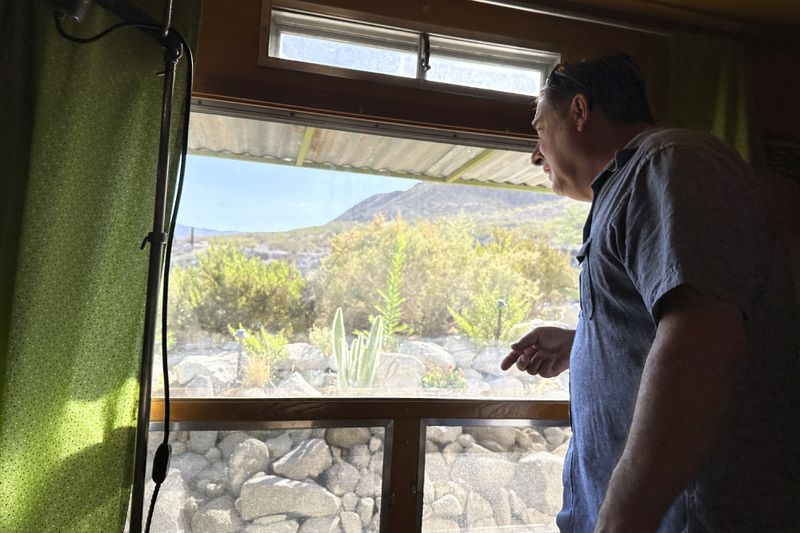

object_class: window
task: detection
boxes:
[266,8,559,96]
[156,110,587,402]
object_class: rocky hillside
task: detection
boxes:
[334,181,561,223]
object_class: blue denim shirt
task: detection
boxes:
[557,128,800,532]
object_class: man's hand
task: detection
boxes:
[500,327,575,377]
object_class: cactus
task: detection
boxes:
[332,308,384,389]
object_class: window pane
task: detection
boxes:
[278,32,418,78]
[427,55,542,96]
[137,427,385,532]
[421,424,570,532]
[157,116,587,400]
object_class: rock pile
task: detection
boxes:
[145,425,569,532]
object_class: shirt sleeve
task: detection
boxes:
[619,141,762,320]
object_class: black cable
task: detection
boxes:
[143,482,161,532]
[53,11,152,43]
[146,29,193,533]
[51,10,194,532]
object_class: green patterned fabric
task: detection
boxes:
[0,2,199,531]
[668,32,755,161]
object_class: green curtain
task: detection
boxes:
[0,1,199,531]
[667,32,755,161]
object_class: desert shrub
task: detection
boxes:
[421,367,466,389]
[230,325,289,386]
[374,233,412,349]
[448,249,536,345]
[170,244,311,336]
[307,324,332,357]
[315,215,474,336]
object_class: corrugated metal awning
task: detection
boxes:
[188,113,551,192]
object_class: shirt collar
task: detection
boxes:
[589,127,653,196]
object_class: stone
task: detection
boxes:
[441,336,479,367]
[455,434,475,448]
[325,428,371,448]
[487,375,525,395]
[274,372,323,397]
[515,430,547,452]
[510,452,564,514]
[190,496,244,533]
[321,461,360,496]
[426,426,462,446]
[450,454,515,499]
[543,427,569,448]
[197,462,229,497]
[218,432,250,461]
[368,436,382,452]
[425,441,438,453]
[299,516,341,533]
[508,489,527,518]
[465,490,495,528]
[479,440,505,453]
[254,515,289,524]
[346,444,370,469]
[277,343,329,371]
[431,494,463,518]
[171,452,210,483]
[342,492,358,511]
[171,441,187,456]
[374,353,425,390]
[174,352,237,386]
[243,520,300,533]
[287,429,314,445]
[553,442,569,457]
[487,488,512,527]
[355,470,381,497]
[236,474,341,520]
[273,439,333,480]
[422,518,460,532]
[396,340,455,369]
[188,431,218,455]
[339,511,361,533]
[185,375,215,397]
[229,438,270,494]
[442,443,463,464]
[466,426,518,449]
[356,497,374,524]
[368,451,384,473]
[435,480,467,507]
[266,433,294,459]
[205,447,222,464]
[471,346,508,377]
[423,454,450,485]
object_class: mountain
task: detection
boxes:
[173,224,238,239]
[334,181,562,223]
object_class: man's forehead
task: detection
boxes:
[531,93,548,126]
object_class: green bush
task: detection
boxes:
[315,215,474,336]
[315,216,576,340]
[170,244,311,336]
[421,367,466,389]
[332,308,383,389]
[229,325,289,386]
[374,233,412,349]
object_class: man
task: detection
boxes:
[501,54,800,532]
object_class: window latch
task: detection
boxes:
[419,33,431,74]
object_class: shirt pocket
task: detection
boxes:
[577,237,594,320]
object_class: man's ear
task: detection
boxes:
[570,94,591,132]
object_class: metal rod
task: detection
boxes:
[129,43,182,533]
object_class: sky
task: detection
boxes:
[177,155,419,233]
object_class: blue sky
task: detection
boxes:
[177,155,419,232]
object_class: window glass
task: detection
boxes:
[278,32,418,78]
[138,427,385,532]
[155,116,588,400]
[421,424,570,532]
[426,55,543,96]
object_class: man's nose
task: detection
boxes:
[531,142,544,166]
